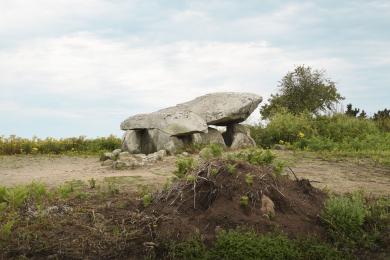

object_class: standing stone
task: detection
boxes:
[122,130,141,153]
[192,127,226,147]
[223,124,256,149]
[230,132,256,149]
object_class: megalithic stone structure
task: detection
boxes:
[120,92,262,154]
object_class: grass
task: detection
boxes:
[321,191,390,250]
[0,135,121,155]
[169,230,346,260]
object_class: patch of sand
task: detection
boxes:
[0,155,176,188]
[1,152,389,196]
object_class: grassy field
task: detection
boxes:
[251,112,390,165]
[0,147,389,259]
[1,113,390,258]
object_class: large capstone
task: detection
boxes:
[177,92,262,125]
[120,109,208,136]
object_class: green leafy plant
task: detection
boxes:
[142,194,153,207]
[233,148,275,166]
[321,192,367,245]
[240,195,249,208]
[245,174,254,186]
[185,175,196,183]
[88,178,96,189]
[272,160,285,176]
[210,167,219,176]
[226,163,236,174]
[174,157,194,178]
[168,236,207,259]
[0,219,16,239]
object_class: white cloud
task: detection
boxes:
[0,32,354,134]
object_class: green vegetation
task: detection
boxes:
[260,65,344,119]
[169,230,345,260]
[231,148,276,165]
[321,192,390,250]
[239,195,249,207]
[322,192,366,245]
[0,135,121,155]
[199,143,224,160]
[173,157,195,178]
[142,194,153,207]
[251,111,390,165]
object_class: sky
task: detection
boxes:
[0,0,389,138]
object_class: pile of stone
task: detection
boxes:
[101,149,167,169]
[121,92,262,155]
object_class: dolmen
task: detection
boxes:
[120,92,262,155]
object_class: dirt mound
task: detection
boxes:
[1,158,329,259]
[143,159,327,242]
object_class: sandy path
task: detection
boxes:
[1,153,389,196]
[0,155,176,188]
[289,157,390,196]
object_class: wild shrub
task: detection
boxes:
[321,192,367,244]
[313,114,380,142]
[168,236,207,260]
[226,163,237,174]
[199,143,224,160]
[174,157,194,178]
[142,194,153,207]
[233,148,275,166]
[251,111,314,148]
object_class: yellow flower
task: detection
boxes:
[298,132,305,138]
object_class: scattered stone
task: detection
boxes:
[118,151,131,160]
[113,160,128,170]
[101,159,114,167]
[274,144,287,150]
[112,149,122,156]
[100,152,114,161]
[260,195,275,218]
[133,153,147,160]
[182,152,189,157]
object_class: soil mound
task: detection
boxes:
[143,159,327,242]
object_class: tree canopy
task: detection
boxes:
[260,65,344,119]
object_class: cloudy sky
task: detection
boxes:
[0,0,389,138]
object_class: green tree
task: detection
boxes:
[345,103,360,117]
[373,108,390,131]
[260,65,344,119]
[358,110,367,119]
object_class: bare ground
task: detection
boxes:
[0,155,176,188]
[0,151,389,195]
